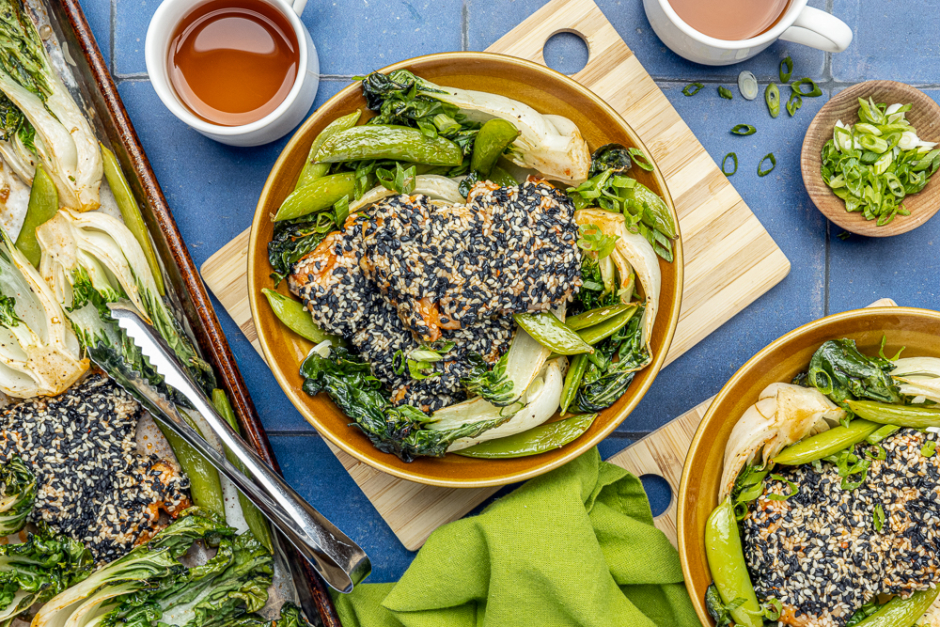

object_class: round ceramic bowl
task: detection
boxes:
[248,51,684,488]
[677,306,940,624]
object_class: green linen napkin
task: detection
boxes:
[331,448,698,627]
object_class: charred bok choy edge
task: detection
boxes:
[0,0,103,212]
[707,337,940,626]
[32,509,312,627]
[36,208,217,396]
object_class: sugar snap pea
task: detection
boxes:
[705,499,763,627]
[15,165,58,267]
[156,416,225,518]
[847,400,940,429]
[577,307,638,346]
[315,125,464,166]
[296,110,361,190]
[513,312,593,355]
[273,172,357,221]
[487,165,518,187]
[566,303,633,331]
[262,289,343,346]
[471,119,519,175]
[853,588,939,627]
[560,354,589,414]
[455,413,597,459]
[101,146,165,295]
[774,420,880,465]
[212,389,273,552]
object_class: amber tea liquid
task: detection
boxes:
[668,0,791,41]
[168,0,299,127]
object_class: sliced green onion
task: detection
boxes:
[682,82,704,96]
[873,503,885,531]
[787,92,803,116]
[779,56,793,82]
[791,78,822,97]
[766,474,798,500]
[718,86,733,100]
[722,153,738,176]
[765,83,780,118]
[627,147,655,171]
[758,153,777,177]
[865,444,886,460]
[738,70,758,100]
[731,124,756,136]
[837,231,851,240]
[922,440,937,458]
[763,598,783,622]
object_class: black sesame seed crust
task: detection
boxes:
[360,181,582,342]
[288,181,579,413]
[743,429,940,626]
[0,373,190,564]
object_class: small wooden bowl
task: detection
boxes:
[801,81,940,237]
[677,307,940,625]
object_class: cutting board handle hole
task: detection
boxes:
[639,474,672,518]
[542,30,590,75]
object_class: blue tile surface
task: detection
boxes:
[78,0,111,67]
[831,0,940,84]
[115,0,465,77]
[77,0,939,587]
[468,0,830,80]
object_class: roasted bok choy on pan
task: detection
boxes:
[0,0,310,624]
[705,338,940,627]
[264,69,678,461]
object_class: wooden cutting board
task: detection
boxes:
[201,0,791,550]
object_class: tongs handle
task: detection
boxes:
[108,306,370,593]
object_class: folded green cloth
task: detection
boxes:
[332,448,698,627]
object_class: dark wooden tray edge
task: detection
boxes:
[50,2,341,625]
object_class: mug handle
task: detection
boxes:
[778,6,853,53]
[290,0,308,15]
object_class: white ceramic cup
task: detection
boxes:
[145,0,319,147]
[642,0,853,66]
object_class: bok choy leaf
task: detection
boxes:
[36,209,216,394]
[32,510,286,627]
[360,70,591,184]
[0,0,102,211]
[301,346,510,461]
[0,225,87,398]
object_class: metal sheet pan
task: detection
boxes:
[41,1,342,624]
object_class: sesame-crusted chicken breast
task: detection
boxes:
[0,372,190,564]
[288,180,578,412]
[288,215,513,413]
[743,429,940,627]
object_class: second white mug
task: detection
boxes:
[642,0,852,66]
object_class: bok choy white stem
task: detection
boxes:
[0,0,102,211]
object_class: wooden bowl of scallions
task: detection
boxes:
[801,80,940,237]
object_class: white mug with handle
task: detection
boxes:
[146,0,319,147]
[643,0,852,66]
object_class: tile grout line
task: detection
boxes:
[461,0,469,51]
[109,0,115,77]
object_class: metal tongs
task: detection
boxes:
[91,302,370,593]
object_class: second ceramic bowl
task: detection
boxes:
[677,306,940,624]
